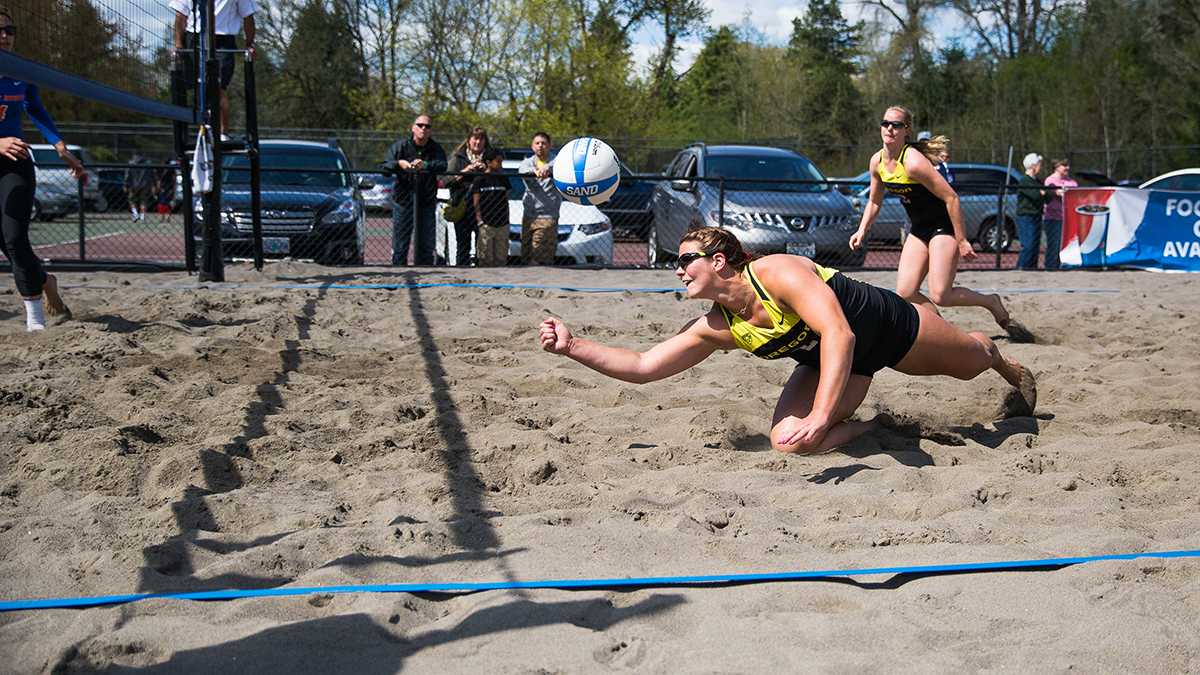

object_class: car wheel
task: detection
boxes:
[976,217,1014,252]
[93,194,109,213]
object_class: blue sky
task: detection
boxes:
[630,0,969,74]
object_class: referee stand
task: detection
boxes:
[172,0,262,281]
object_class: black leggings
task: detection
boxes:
[0,157,47,297]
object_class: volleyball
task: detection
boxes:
[552,137,620,205]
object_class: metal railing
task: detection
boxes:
[9,165,1073,272]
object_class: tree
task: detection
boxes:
[949,0,1082,60]
[263,0,368,128]
[787,0,867,147]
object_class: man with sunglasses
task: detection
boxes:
[539,226,1036,455]
[383,114,447,265]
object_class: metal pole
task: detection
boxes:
[198,0,224,282]
[719,177,725,229]
[244,51,263,272]
[996,145,1013,270]
[170,62,195,273]
[77,176,86,261]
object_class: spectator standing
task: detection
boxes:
[518,132,562,265]
[918,131,953,184]
[384,114,447,266]
[170,0,257,140]
[471,148,509,267]
[1016,153,1053,270]
[445,127,491,266]
[124,153,155,222]
[1041,159,1076,271]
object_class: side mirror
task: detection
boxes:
[670,179,694,192]
[851,197,862,210]
[358,177,375,190]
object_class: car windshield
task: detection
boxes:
[706,155,828,192]
[224,148,349,188]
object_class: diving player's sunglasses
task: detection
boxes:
[0,26,16,37]
[879,120,907,130]
[675,250,710,270]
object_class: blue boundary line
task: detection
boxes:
[2,548,1196,612]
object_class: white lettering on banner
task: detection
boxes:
[1194,220,1200,238]
[1163,241,1200,257]
[1166,198,1200,217]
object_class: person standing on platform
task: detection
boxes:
[171,0,257,140]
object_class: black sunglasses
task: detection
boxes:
[0,26,16,37]
[675,250,710,270]
[879,120,907,130]
[414,122,431,129]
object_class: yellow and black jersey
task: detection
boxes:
[718,261,922,376]
[718,261,837,361]
[877,144,953,233]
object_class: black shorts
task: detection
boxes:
[794,273,920,376]
[907,220,955,244]
[179,33,239,90]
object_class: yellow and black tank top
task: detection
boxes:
[877,145,952,230]
[718,261,838,361]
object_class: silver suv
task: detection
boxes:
[649,144,861,266]
[30,144,106,212]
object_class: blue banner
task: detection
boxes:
[1062,187,1200,271]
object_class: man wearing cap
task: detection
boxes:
[1015,153,1053,270]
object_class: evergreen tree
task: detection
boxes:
[262,0,368,128]
[787,0,867,147]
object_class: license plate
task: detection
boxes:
[787,242,816,257]
[264,237,290,254]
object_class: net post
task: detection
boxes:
[171,63,197,273]
[198,0,225,282]
[245,52,263,272]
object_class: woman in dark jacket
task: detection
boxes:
[445,127,492,266]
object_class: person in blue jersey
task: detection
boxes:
[850,106,1032,343]
[0,7,81,331]
[539,227,1036,455]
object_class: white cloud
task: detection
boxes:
[631,0,970,73]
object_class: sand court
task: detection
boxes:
[0,263,1198,671]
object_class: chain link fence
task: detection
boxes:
[7,158,1112,273]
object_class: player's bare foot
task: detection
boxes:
[43,274,71,321]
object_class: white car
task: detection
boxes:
[29,144,106,212]
[436,159,613,265]
[1139,168,1200,191]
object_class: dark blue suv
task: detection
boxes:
[649,144,861,267]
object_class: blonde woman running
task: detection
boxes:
[849,106,1031,341]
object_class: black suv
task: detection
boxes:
[197,140,369,264]
[649,144,861,266]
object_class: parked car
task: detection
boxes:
[194,140,370,265]
[436,159,614,265]
[29,144,107,212]
[849,162,1022,251]
[31,182,78,221]
[601,161,657,240]
[1139,168,1200,191]
[357,172,393,211]
[649,143,861,267]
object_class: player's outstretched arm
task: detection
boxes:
[540,317,718,384]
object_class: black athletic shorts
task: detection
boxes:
[794,272,921,376]
[907,220,955,244]
[179,33,239,90]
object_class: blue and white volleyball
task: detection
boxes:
[552,137,620,205]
